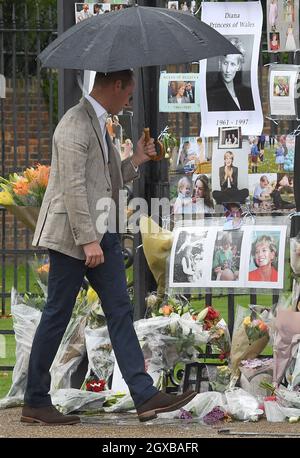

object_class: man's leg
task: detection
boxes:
[24,249,86,408]
[86,233,158,408]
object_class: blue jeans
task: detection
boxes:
[24,233,158,408]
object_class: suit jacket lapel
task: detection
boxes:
[82,98,108,164]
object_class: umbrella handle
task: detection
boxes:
[144,127,165,162]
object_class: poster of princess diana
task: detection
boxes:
[199,1,263,137]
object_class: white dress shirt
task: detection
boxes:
[85,94,108,162]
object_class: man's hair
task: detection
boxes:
[94,70,134,89]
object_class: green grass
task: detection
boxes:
[248,145,277,174]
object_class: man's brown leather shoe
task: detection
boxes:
[136,390,197,422]
[21,405,81,425]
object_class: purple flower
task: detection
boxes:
[179,408,193,420]
[203,406,225,425]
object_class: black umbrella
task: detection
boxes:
[38,6,240,72]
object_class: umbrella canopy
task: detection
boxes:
[38,6,240,72]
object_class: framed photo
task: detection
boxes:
[159,72,200,113]
[218,127,242,149]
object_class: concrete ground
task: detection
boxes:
[1,408,300,438]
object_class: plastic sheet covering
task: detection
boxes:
[50,290,92,390]
[185,392,226,419]
[275,386,300,409]
[84,325,115,388]
[0,288,42,408]
[134,314,209,370]
[225,388,263,421]
[51,388,110,415]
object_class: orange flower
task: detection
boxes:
[13,177,29,195]
[161,305,173,316]
[24,167,39,182]
[36,164,50,187]
[37,263,50,274]
[27,164,50,189]
[258,321,268,332]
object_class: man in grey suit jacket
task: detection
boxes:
[21,70,195,425]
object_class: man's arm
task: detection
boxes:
[121,132,157,183]
[56,118,97,247]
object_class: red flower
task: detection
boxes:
[86,378,106,392]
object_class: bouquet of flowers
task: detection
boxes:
[230,305,270,377]
[0,164,50,206]
[50,287,98,390]
[243,316,269,343]
[0,288,44,408]
[196,306,231,360]
[209,365,232,393]
[0,164,50,230]
[83,325,115,392]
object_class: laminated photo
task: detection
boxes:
[211,139,249,206]
[269,66,299,117]
[169,227,214,287]
[248,134,296,174]
[159,73,200,113]
[176,136,206,173]
[267,0,299,52]
[167,1,179,9]
[199,1,263,136]
[248,173,295,213]
[169,224,287,290]
[169,173,215,216]
[245,226,287,289]
[211,230,244,286]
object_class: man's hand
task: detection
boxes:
[132,132,157,166]
[82,241,104,268]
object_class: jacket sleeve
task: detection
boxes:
[56,116,98,246]
[121,157,140,184]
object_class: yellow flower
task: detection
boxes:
[0,190,14,205]
[243,316,251,326]
[86,287,98,305]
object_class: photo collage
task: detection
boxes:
[165,2,297,219]
[169,225,287,290]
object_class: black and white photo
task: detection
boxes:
[199,1,263,137]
